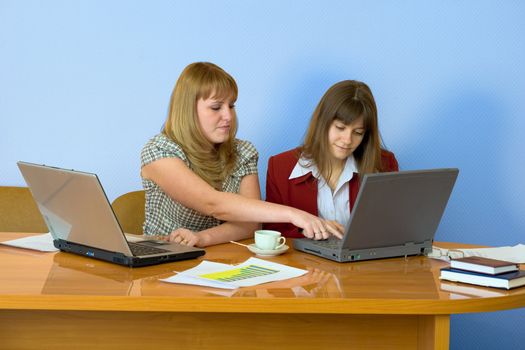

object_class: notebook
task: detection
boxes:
[293,168,459,262]
[17,161,205,267]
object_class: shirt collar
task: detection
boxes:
[289,155,358,182]
[338,155,358,185]
[289,157,319,180]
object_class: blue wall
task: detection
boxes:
[1,1,524,348]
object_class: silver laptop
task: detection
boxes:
[293,168,459,262]
[17,161,205,267]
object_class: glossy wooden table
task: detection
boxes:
[1,233,524,350]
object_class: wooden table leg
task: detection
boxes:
[418,315,450,350]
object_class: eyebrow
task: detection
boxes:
[210,98,236,104]
[335,120,365,129]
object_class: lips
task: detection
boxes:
[335,145,352,151]
[217,125,230,132]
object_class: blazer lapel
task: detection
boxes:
[289,172,319,216]
[349,173,360,212]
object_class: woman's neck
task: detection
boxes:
[326,158,346,191]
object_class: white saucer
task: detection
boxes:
[247,244,289,257]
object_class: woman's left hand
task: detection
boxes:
[165,228,200,246]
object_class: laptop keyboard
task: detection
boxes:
[128,242,171,256]
[309,238,341,249]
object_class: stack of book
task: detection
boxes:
[440,256,525,290]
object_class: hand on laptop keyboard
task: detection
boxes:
[299,220,344,240]
[164,228,200,247]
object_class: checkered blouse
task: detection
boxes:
[140,133,259,235]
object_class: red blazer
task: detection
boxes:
[263,148,399,237]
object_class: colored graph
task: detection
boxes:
[199,265,279,282]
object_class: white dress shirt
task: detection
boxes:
[288,156,357,228]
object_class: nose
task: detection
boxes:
[342,130,352,145]
[221,107,233,122]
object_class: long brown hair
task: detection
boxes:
[300,80,384,180]
[162,62,238,189]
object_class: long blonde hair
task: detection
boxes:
[162,62,238,189]
[300,80,384,181]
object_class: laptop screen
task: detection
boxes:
[17,162,134,256]
[342,168,459,250]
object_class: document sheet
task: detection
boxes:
[428,244,525,263]
[0,233,58,252]
[161,257,308,289]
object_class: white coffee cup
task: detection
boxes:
[254,230,286,250]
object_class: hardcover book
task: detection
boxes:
[450,256,518,275]
[440,268,525,290]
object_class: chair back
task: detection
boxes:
[111,190,145,235]
[0,186,48,232]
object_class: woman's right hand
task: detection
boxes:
[165,228,200,247]
[290,209,344,240]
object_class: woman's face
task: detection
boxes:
[196,95,235,145]
[327,117,365,163]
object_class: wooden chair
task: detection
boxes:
[111,190,145,235]
[0,186,48,232]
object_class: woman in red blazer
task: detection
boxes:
[264,80,399,239]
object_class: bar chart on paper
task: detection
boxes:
[199,265,279,282]
[160,258,308,289]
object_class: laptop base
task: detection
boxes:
[55,239,205,267]
[293,238,433,263]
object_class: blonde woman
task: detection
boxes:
[141,62,342,247]
[264,80,399,238]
